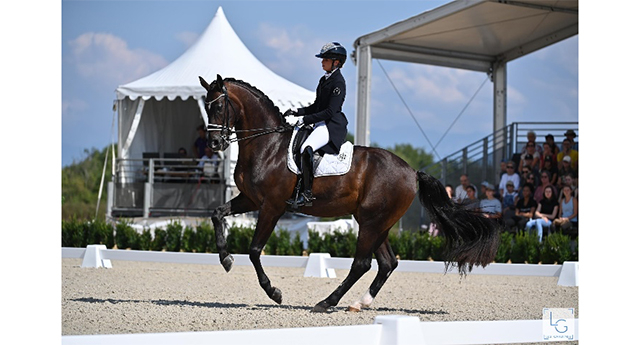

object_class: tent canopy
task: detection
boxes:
[353,0,578,72]
[115,7,315,160]
[352,0,578,147]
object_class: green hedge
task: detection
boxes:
[61,220,577,264]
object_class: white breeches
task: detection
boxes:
[301,121,329,153]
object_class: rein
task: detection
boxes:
[205,85,290,145]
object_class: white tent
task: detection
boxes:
[114,6,315,162]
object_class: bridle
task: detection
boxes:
[205,83,289,147]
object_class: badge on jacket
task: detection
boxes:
[333,87,341,96]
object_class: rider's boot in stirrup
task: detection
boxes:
[296,146,316,207]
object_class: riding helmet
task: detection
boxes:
[316,42,347,66]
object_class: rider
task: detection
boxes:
[284,42,349,207]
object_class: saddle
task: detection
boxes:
[287,125,353,177]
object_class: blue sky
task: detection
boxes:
[60,0,578,167]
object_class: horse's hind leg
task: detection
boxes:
[348,237,398,312]
[312,226,388,313]
[211,193,258,272]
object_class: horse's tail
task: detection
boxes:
[416,171,501,274]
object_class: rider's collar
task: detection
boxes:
[324,68,338,80]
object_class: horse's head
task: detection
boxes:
[199,74,234,151]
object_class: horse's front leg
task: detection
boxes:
[211,192,258,272]
[249,204,285,304]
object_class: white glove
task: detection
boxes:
[296,116,305,127]
[285,116,305,127]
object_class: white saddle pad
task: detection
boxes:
[287,126,353,177]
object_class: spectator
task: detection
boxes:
[193,124,208,159]
[502,180,518,217]
[462,185,480,211]
[525,185,559,242]
[557,173,578,201]
[505,183,537,232]
[519,172,537,200]
[499,161,521,197]
[540,156,559,186]
[540,142,557,171]
[480,181,501,201]
[444,184,454,199]
[534,170,558,203]
[520,131,543,156]
[520,142,540,174]
[564,129,578,151]
[199,147,221,178]
[557,139,578,170]
[454,174,476,204]
[557,155,577,180]
[553,185,579,234]
[479,183,502,219]
[545,133,560,156]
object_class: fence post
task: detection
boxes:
[375,315,424,345]
[303,253,336,278]
[557,261,579,286]
[81,245,112,268]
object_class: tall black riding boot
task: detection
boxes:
[295,146,316,207]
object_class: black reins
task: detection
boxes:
[205,84,290,145]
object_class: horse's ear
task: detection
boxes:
[199,76,210,91]
[216,74,227,93]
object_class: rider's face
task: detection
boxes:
[322,58,336,72]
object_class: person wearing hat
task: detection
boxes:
[284,42,349,207]
[502,180,519,220]
[540,154,558,186]
[479,183,502,219]
[557,138,578,171]
[557,155,576,182]
[564,129,578,151]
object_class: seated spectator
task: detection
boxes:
[545,133,560,156]
[479,183,502,219]
[518,172,537,200]
[558,173,578,200]
[520,131,544,156]
[193,124,208,159]
[454,174,476,204]
[499,161,521,197]
[502,180,518,216]
[557,138,578,171]
[461,185,480,211]
[540,142,557,171]
[505,183,537,232]
[534,170,557,203]
[199,147,221,179]
[525,185,559,242]
[520,142,540,173]
[553,185,579,234]
[564,129,578,151]
[540,156,558,186]
[557,155,577,181]
[445,184,454,199]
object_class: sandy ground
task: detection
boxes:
[61,257,578,339]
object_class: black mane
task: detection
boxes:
[223,78,282,116]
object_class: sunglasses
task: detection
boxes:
[507,166,514,169]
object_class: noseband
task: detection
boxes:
[205,85,290,146]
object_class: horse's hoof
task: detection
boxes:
[311,301,333,313]
[347,306,362,312]
[270,287,282,305]
[221,255,234,273]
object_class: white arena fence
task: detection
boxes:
[62,245,579,345]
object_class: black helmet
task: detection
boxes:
[315,42,347,66]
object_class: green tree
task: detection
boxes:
[62,145,115,220]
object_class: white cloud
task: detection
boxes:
[67,32,168,86]
[254,23,324,85]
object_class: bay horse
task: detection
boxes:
[199,74,501,313]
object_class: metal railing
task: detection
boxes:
[422,122,578,187]
[108,154,232,218]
